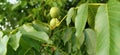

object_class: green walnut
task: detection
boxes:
[50,18,59,30]
[50,7,60,18]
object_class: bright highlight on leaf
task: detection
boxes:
[0,31,3,39]
[0,35,9,55]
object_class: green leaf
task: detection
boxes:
[0,15,3,22]
[17,42,31,55]
[67,42,72,54]
[17,34,40,55]
[73,32,85,50]
[89,0,97,3]
[21,1,27,8]
[9,31,22,51]
[75,3,88,38]
[0,31,3,39]
[21,36,40,52]
[88,5,98,29]
[62,27,72,45]
[74,3,88,50]
[11,2,21,10]
[25,48,35,55]
[7,45,16,55]
[20,23,52,44]
[95,0,120,55]
[22,23,37,32]
[54,49,62,55]
[77,50,82,55]
[66,8,75,26]
[22,31,52,44]
[84,29,96,55]
[0,35,9,55]
[32,20,50,34]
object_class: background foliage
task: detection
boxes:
[0,0,120,55]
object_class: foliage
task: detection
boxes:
[0,0,120,55]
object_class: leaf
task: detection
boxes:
[67,42,72,54]
[21,36,40,52]
[77,51,82,55]
[66,8,75,26]
[88,5,98,29]
[17,33,40,55]
[20,23,52,44]
[75,3,88,38]
[73,32,85,50]
[89,0,97,3]
[71,29,85,51]
[0,35,9,55]
[11,2,21,10]
[0,31,3,39]
[62,27,72,45]
[17,42,31,55]
[21,1,27,8]
[84,29,96,55]
[73,3,88,50]
[0,15,3,22]
[54,49,62,55]
[22,23,37,32]
[25,48,35,55]
[32,20,50,34]
[19,37,40,55]
[95,0,120,55]
[7,45,16,55]
[22,31,52,44]
[9,31,22,51]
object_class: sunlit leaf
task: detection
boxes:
[9,31,22,51]
[75,3,88,38]
[66,8,75,26]
[32,20,50,34]
[0,31,3,39]
[0,35,9,55]
[95,0,120,55]
[20,23,52,44]
[22,23,37,32]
